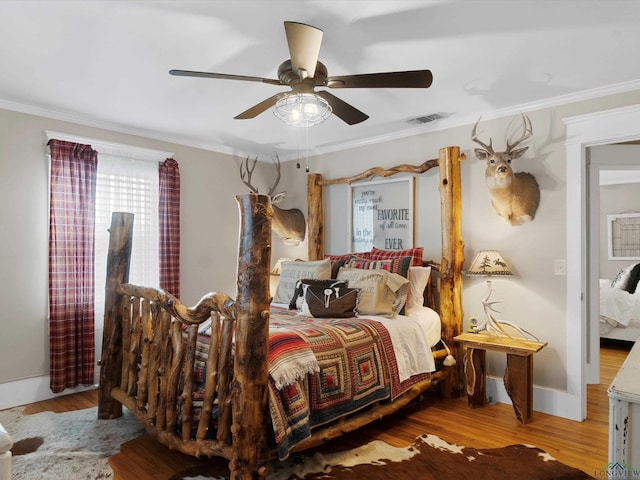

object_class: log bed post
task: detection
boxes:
[438,146,465,398]
[98,212,134,419]
[229,194,273,480]
[307,173,324,260]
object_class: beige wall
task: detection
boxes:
[0,109,248,390]
[289,90,640,394]
[2,88,640,409]
[298,114,569,391]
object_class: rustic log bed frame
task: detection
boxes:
[98,146,465,480]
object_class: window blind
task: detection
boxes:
[94,154,159,313]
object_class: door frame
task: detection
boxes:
[563,103,640,420]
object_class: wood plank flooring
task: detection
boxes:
[15,341,632,479]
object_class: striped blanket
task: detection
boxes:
[268,328,319,389]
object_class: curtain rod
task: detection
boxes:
[44,130,174,162]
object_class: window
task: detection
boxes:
[94,154,160,318]
[46,131,176,391]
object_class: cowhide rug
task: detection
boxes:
[0,405,144,479]
[171,434,594,480]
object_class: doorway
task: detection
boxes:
[587,148,640,385]
[564,104,640,420]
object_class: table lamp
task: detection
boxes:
[466,250,537,340]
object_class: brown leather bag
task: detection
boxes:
[303,284,360,318]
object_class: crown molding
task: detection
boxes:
[0,98,238,157]
[315,79,640,155]
[3,78,640,161]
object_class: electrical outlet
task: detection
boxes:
[468,315,478,332]
[554,259,566,276]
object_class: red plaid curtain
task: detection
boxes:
[48,139,98,393]
[159,158,180,297]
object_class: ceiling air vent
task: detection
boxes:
[406,112,451,125]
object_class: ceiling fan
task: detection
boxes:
[169,21,433,125]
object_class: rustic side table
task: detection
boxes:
[454,332,547,424]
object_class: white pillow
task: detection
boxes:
[406,266,432,313]
[337,267,409,316]
[273,259,331,304]
[611,264,635,290]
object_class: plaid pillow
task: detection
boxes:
[370,246,424,267]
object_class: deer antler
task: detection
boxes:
[505,113,533,153]
[267,153,282,197]
[239,156,259,193]
[471,116,494,154]
[239,154,285,201]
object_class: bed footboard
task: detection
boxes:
[99,194,273,480]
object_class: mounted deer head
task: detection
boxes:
[240,154,306,245]
[471,113,540,226]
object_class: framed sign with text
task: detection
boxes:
[349,177,415,252]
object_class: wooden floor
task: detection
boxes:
[19,341,632,479]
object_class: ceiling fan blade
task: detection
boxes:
[326,70,433,89]
[284,21,323,78]
[316,90,369,125]
[169,69,281,86]
[234,93,283,119]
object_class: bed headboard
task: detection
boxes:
[305,146,465,397]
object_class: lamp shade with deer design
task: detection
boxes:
[466,250,513,276]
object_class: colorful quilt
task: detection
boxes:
[267,306,432,459]
[192,306,433,460]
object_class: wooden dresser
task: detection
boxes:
[608,340,640,470]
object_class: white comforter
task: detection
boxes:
[600,279,640,327]
[368,306,440,382]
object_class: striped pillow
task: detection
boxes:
[325,252,371,277]
[345,256,411,279]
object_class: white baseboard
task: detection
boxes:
[485,376,583,421]
[0,375,97,411]
[2,372,581,423]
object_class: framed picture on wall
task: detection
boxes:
[349,177,415,252]
[607,212,640,260]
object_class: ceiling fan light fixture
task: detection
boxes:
[273,93,332,127]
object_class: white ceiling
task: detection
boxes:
[2,1,640,160]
